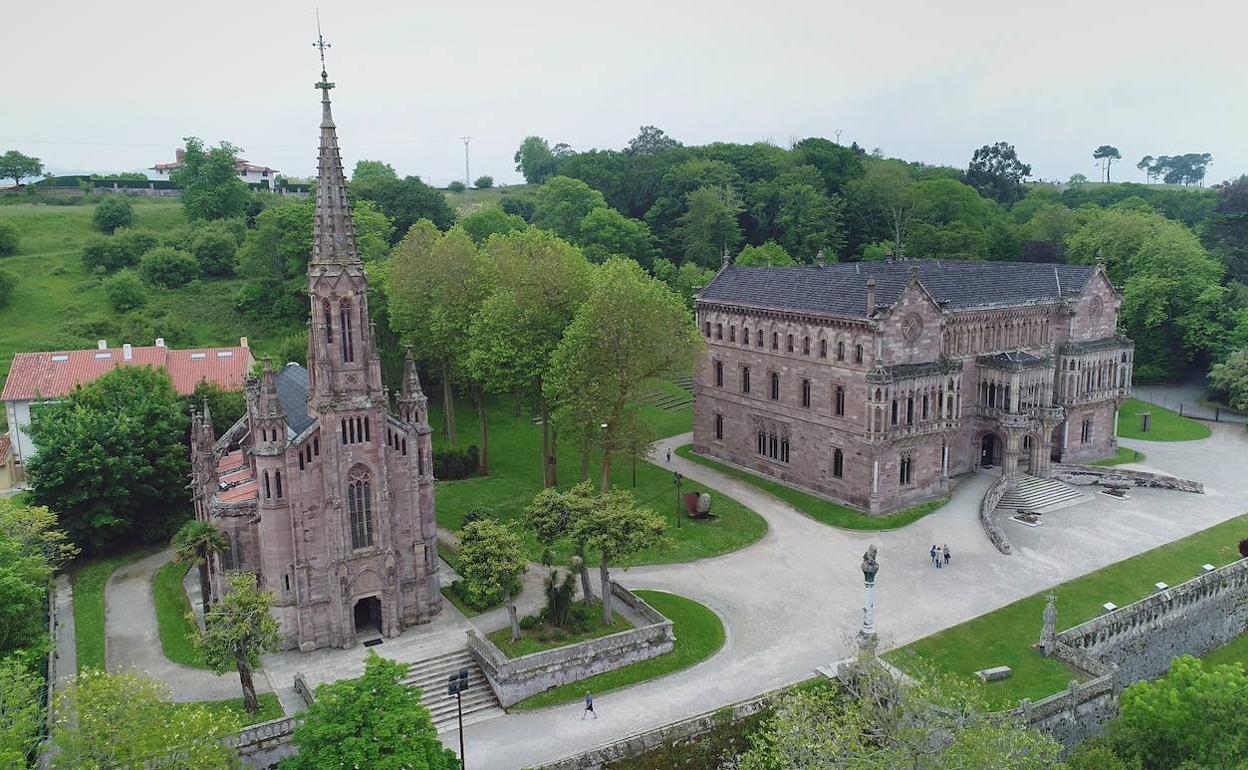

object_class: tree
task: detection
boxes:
[194,573,279,714]
[546,258,703,491]
[457,520,528,641]
[351,159,397,185]
[350,172,453,240]
[467,228,592,486]
[674,185,744,266]
[0,150,43,186]
[474,175,494,189]
[652,258,715,309]
[189,223,239,276]
[736,241,796,267]
[514,136,561,184]
[188,380,247,432]
[51,669,241,769]
[966,141,1031,206]
[645,159,742,252]
[575,206,659,267]
[0,269,14,308]
[139,246,199,287]
[1094,145,1122,183]
[0,660,42,767]
[171,137,250,221]
[524,482,598,601]
[282,652,458,770]
[102,270,145,312]
[626,126,681,157]
[844,162,919,258]
[1137,155,1156,183]
[1069,172,1089,186]
[0,498,76,656]
[791,137,867,195]
[1203,176,1248,283]
[773,182,845,258]
[92,196,133,234]
[0,222,17,256]
[571,486,665,623]
[447,180,466,193]
[1209,349,1248,412]
[172,520,229,617]
[532,176,607,240]
[458,204,527,246]
[26,366,190,554]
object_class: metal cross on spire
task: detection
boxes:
[313,11,334,93]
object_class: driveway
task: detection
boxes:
[449,425,1248,770]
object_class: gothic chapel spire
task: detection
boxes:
[311,28,358,265]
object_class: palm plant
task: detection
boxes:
[172,520,229,617]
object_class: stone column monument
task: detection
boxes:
[1039,593,1058,655]
[857,544,880,657]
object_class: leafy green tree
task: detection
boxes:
[1069,172,1089,186]
[351,159,397,184]
[457,519,528,640]
[102,270,145,312]
[773,182,844,258]
[0,222,18,256]
[172,520,229,616]
[188,380,246,433]
[736,241,796,267]
[474,175,494,189]
[0,150,43,186]
[674,185,744,266]
[1094,145,1122,182]
[966,141,1032,206]
[532,176,607,240]
[1208,348,1248,412]
[645,159,742,251]
[189,223,238,276]
[791,137,866,194]
[350,170,453,240]
[282,652,458,770]
[172,137,250,221]
[80,229,158,273]
[1203,175,1248,283]
[570,486,665,623]
[26,366,190,554]
[626,125,682,157]
[51,669,241,769]
[447,180,466,193]
[0,498,76,656]
[92,196,133,234]
[0,269,14,308]
[194,573,280,714]
[652,258,715,308]
[0,660,43,767]
[546,257,703,490]
[458,204,527,245]
[524,482,598,601]
[139,246,199,287]
[575,206,658,267]
[843,161,919,258]
[1136,155,1156,183]
[514,136,561,184]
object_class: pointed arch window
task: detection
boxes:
[339,299,355,363]
[322,300,333,344]
[347,466,374,549]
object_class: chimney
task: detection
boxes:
[175,148,186,163]
[240,336,249,348]
[97,339,107,350]
[123,343,133,361]
[155,337,166,348]
[866,278,877,317]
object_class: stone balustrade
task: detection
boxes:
[1052,463,1203,494]
[979,475,1013,554]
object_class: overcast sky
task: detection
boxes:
[7,0,1242,187]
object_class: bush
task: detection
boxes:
[0,222,18,256]
[138,247,199,288]
[433,445,479,479]
[92,196,133,233]
[474,175,494,189]
[447,180,466,193]
[0,268,16,307]
[190,228,237,277]
[114,228,159,259]
[499,194,536,222]
[103,271,147,312]
[81,229,158,273]
[1239,538,1248,560]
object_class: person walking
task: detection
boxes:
[582,691,596,719]
[943,545,951,567]
[930,545,938,566]
[666,448,671,463]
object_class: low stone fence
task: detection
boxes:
[293,672,315,707]
[999,668,1120,749]
[228,716,299,769]
[468,582,674,708]
[979,475,1013,555]
[1052,463,1204,494]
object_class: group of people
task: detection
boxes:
[930,544,951,569]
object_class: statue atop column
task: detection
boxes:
[858,545,880,657]
[1039,593,1058,655]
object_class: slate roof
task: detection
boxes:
[273,363,315,435]
[699,260,1100,317]
[978,351,1051,371]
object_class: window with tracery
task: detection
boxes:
[339,299,355,363]
[347,466,373,549]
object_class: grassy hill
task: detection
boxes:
[442,183,533,213]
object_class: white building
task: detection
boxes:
[149,149,279,186]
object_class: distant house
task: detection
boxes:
[1,338,255,489]
[149,149,279,186]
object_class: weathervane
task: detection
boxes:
[313,10,334,93]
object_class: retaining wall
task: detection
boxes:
[469,582,674,708]
[979,475,1013,554]
[1052,464,1204,493]
[229,716,299,769]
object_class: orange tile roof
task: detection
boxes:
[0,434,10,463]
[219,480,258,503]
[1,344,253,402]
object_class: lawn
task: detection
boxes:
[70,546,163,672]
[429,397,767,566]
[675,444,947,531]
[442,184,533,213]
[152,560,209,668]
[1117,398,1211,441]
[1091,446,1147,466]
[183,692,284,727]
[508,590,725,710]
[887,514,1248,708]
[486,604,631,657]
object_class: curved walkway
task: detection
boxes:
[453,426,1248,770]
[105,548,272,702]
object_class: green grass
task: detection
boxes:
[486,605,631,657]
[507,590,725,710]
[442,184,533,213]
[675,444,946,531]
[429,396,766,566]
[152,560,209,668]
[70,546,163,672]
[1202,631,1248,669]
[1117,398,1211,441]
[887,514,1248,708]
[181,692,284,727]
[1092,446,1147,466]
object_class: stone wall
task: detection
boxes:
[1052,463,1204,494]
[1000,670,1120,749]
[469,582,674,708]
[979,475,1013,554]
[229,716,299,769]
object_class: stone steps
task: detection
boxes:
[996,475,1091,514]
[401,648,503,732]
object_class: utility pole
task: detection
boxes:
[461,136,472,205]
[834,128,843,145]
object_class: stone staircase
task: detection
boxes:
[642,376,694,413]
[401,648,503,732]
[995,475,1091,515]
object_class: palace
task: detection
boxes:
[188,60,441,650]
[692,258,1134,514]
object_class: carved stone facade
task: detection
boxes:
[189,65,440,650]
[693,260,1133,514]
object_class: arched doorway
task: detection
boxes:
[1021,434,1043,473]
[353,596,382,640]
[980,433,997,468]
